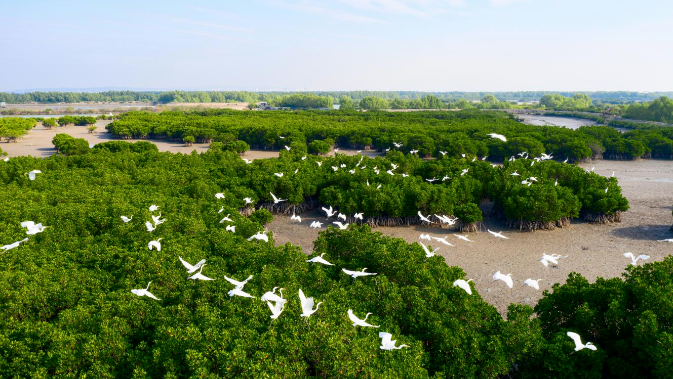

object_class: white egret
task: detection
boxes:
[298,289,322,317]
[316,161,322,167]
[294,168,299,174]
[441,175,451,181]
[623,252,650,266]
[391,163,398,169]
[243,197,254,204]
[291,214,301,223]
[460,168,469,176]
[131,281,161,300]
[417,211,434,224]
[225,225,236,233]
[524,278,542,290]
[410,149,419,154]
[261,287,286,303]
[301,155,307,160]
[178,256,206,273]
[21,221,47,235]
[510,171,520,176]
[332,166,339,172]
[487,230,509,239]
[420,242,439,258]
[310,221,323,229]
[426,177,438,183]
[567,332,597,351]
[354,213,363,220]
[215,193,225,199]
[219,214,233,223]
[332,222,349,230]
[342,268,377,279]
[659,238,673,242]
[349,169,355,174]
[27,170,42,181]
[340,164,346,168]
[379,332,408,350]
[461,153,466,158]
[439,150,447,156]
[419,233,432,241]
[152,214,166,225]
[267,299,285,319]
[453,279,473,295]
[228,287,255,299]
[120,215,133,223]
[435,214,457,225]
[430,236,454,247]
[402,173,409,178]
[555,180,558,186]
[563,158,568,163]
[242,158,252,164]
[386,170,395,176]
[487,133,507,142]
[188,265,215,281]
[224,274,253,289]
[306,253,334,265]
[270,192,286,204]
[540,253,567,267]
[493,271,513,288]
[218,206,225,214]
[247,231,269,242]
[145,221,156,232]
[1,238,29,252]
[376,184,381,189]
[149,205,159,212]
[393,142,403,148]
[148,239,162,251]
[284,145,291,151]
[453,234,472,242]
[322,206,336,218]
[348,309,379,328]
[521,180,532,186]
[274,172,284,178]
[337,213,347,221]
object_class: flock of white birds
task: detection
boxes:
[3,135,673,353]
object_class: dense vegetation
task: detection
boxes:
[623,96,673,124]
[2,90,672,105]
[106,109,673,161]
[0,145,667,377]
[0,117,37,143]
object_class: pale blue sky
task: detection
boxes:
[1,0,671,92]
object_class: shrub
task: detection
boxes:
[248,208,273,225]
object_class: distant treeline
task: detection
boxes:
[2,90,672,105]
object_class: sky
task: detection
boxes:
[1,0,672,92]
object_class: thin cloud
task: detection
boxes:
[155,14,253,33]
[262,0,390,24]
[189,6,239,19]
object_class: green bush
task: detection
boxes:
[454,203,483,224]
[308,139,331,155]
[248,208,273,225]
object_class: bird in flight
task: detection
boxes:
[290,214,301,223]
[225,225,236,233]
[21,221,47,235]
[322,206,336,218]
[270,192,286,204]
[420,242,439,258]
[487,133,507,142]
[27,170,42,181]
[379,332,408,350]
[417,211,434,224]
[348,309,379,328]
[131,281,161,300]
[566,332,597,351]
[453,234,472,242]
[493,271,513,288]
[148,239,162,251]
[215,193,225,199]
[149,205,159,212]
[342,268,377,279]
[306,253,334,265]
[309,221,323,229]
[332,221,349,230]
[274,172,284,178]
[248,231,269,242]
[487,230,509,239]
[178,256,206,274]
[189,265,215,281]
[1,238,29,252]
[120,215,133,223]
[524,278,542,290]
[623,252,650,266]
[298,289,322,317]
[430,236,454,247]
[453,279,473,295]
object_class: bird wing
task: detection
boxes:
[347,309,359,324]
[224,276,243,288]
[144,291,161,300]
[20,221,35,229]
[298,289,307,305]
[566,332,584,350]
[179,256,194,271]
[623,252,634,260]
[379,332,393,346]
[342,268,354,276]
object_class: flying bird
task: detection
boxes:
[510,171,520,176]
[225,225,236,233]
[152,214,166,225]
[215,193,225,199]
[224,275,253,289]
[149,205,159,212]
[420,242,439,258]
[453,234,472,242]
[298,289,322,317]
[1,238,29,252]
[540,253,567,267]
[291,214,302,223]
[322,206,336,218]
[27,170,42,181]
[131,281,161,300]
[419,233,432,241]
[267,298,285,319]
[20,221,47,235]
[487,133,507,142]
[274,172,284,178]
[393,142,403,148]
[228,287,255,299]
[188,265,215,281]
[460,168,469,176]
[178,256,206,274]
[261,287,286,303]
[524,278,542,290]
[270,192,286,204]
[487,230,509,239]
[148,239,162,251]
[348,309,379,328]
[453,279,473,295]
[379,332,408,350]
[306,253,334,265]
[342,268,377,279]
[567,332,597,351]
[242,158,252,164]
[332,221,349,230]
[430,236,454,246]
[493,271,513,288]
[248,231,269,242]
[284,145,291,151]
[354,213,363,220]
[120,215,133,223]
[310,221,323,229]
[417,211,434,224]
[145,221,156,232]
[243,197,254,204]
[623,252,650,266]
[337,213,347,221]
[219,214,233,223]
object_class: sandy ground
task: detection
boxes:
[4,125,673,314]
[266,160,673,315]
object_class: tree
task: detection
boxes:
[338,96,355,110]
[358,97,389,110]
[183,135,195,146]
